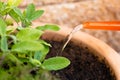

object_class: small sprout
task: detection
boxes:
[36,24,60,31]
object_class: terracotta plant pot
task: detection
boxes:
[42,26,120,80]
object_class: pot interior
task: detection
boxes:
[44,39,116,80]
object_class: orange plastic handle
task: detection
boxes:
[83,21,120,30]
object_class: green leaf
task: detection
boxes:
[1,36,8,52]
[25,3,44,21]
[6,53,21,64]
[9,7,23,22]
[0,2,3,9]
[9,8,21,22]
[0,18,8,52]
[29,10,44,21]
[0,2,12,15]
[36,24,60,31]
[34,51,42,60]
[12,41,44,52]
[42,57,70,70]
[0,18,7,36]
[17,28,43,41]
[1,8,11,16]
[13,7,23,18]
[23,10,26,17]
[26,4,35,20]
[7,0,22,7]
[39,40,51,47]
[0,2,8,15]
[34,46,49,61]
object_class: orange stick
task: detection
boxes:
[83,21,120,30]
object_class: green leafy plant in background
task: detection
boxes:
[0,0,70,80]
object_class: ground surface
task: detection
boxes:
[20,0,120,52]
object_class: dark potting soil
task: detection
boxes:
[46,40,116,80]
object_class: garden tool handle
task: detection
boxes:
[83,21,120,30]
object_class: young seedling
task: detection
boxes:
[0,0,70,79]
